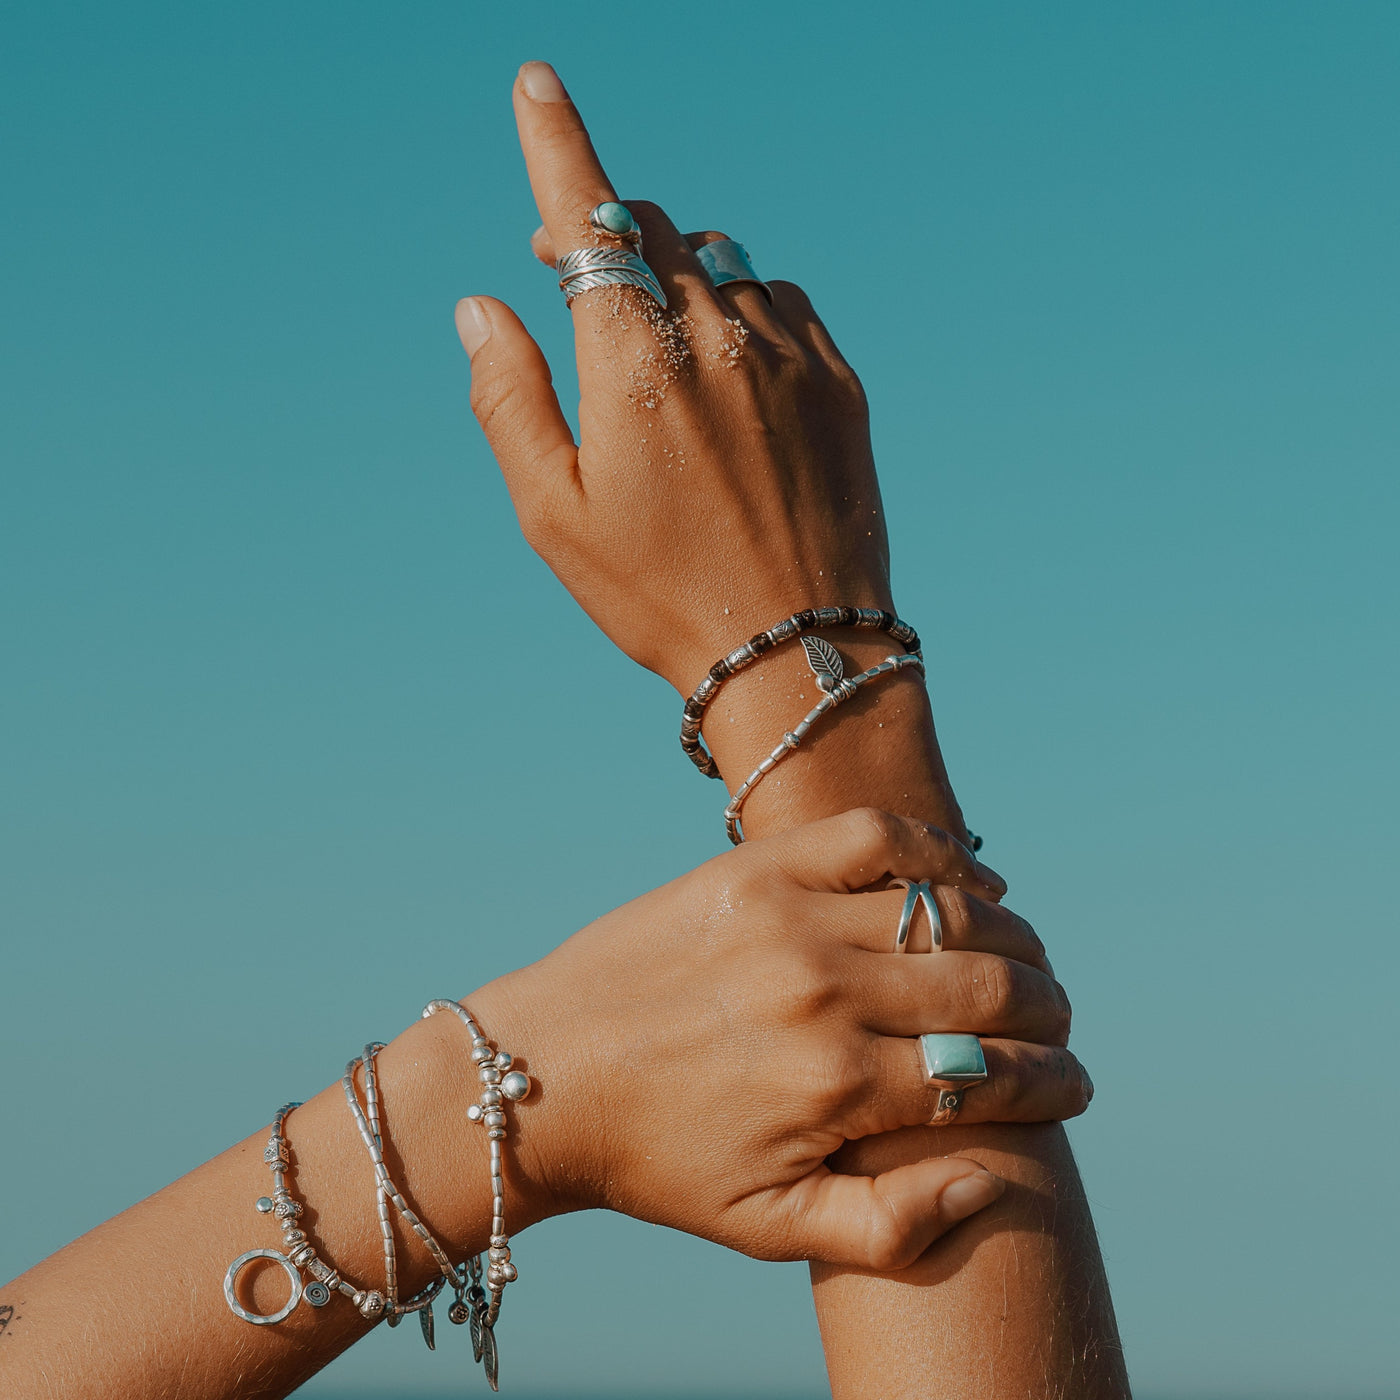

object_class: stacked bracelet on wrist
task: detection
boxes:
[724,642,926,843]
[224,1000,532,1392]
[680,606,983,851]
[679,606,921,780]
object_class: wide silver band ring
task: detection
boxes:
[919,1033,989,1128]
[556,245,667,310]
[695,239,773,304]
[891,879,943,954]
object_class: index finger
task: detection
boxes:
[513,62,617,254]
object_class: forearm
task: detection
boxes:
[704,635,1129,1399]
[0,1002,535,1400]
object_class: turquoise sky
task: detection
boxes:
[3,4,1397,1396]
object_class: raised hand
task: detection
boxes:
[457,61,892,696]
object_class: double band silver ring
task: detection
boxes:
[695,239,773,303]
[891,879,942,954]
[556,203,667,311]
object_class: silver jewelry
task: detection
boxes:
[224,1102,442,1328]
[681,607,922,779]
[557,202,667,310]
[891,879,942,953]
[224,1247,302,1327]
[695,238,772,303]
[341,1046,452,1347]
[422,998,532,1392]
[919,1033,989,1126]
[724,647,926,843]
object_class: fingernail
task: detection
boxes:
[520,61,568,102]
[941,1169,1005,1222]
[455,297,491,357]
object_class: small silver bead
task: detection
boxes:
[497,1261,518,1283]
[488,1246,511,1263]
[466,1103,484,1122]
[255,1196,274,1214]
[493,1051,513,1070]
[282,1227,306,1246]
[289,1243,318,1268]
[482,1086,502,1106]
[358,1290,386,1320]
[488,1127,505,1140]
[500,1070,530,1101]
[470,1043,493,1064]
[490,1234,509,1248]
[479,1066,501,1085]
[483,1109,506,1128]
[274,1198,302,1219]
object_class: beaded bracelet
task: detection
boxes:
[223,1102,442,1329]
[342,1043,460,1350]
[724,646,927,843]
[680,606,922,780]
[422,998,532,1391]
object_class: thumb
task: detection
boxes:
[784,1158,1005,1271]
[455,295,581,535]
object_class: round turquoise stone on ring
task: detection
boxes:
[918,1033,989,1085]
[591,201,638,238]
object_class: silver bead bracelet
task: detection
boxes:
[222,1101,442,1330]
[223,1002,533,1393]
[723,640,927,843]
[422,997,532,1392]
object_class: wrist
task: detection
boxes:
[697,628,969,846]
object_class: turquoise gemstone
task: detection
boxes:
[593,201,635,235]
[919,1033,988,1084]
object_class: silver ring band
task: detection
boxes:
[556,245,667,310]
[891,879,943,954]
[695,239,772,303]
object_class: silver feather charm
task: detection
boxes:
[801,634,844,693]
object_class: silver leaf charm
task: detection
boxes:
[482,1322,499,1391]
[419,1301,435,1350]
[801,634,844,692]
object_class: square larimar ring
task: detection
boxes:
[919,1033,989,1126]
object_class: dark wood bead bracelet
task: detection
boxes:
[679,606,922,780]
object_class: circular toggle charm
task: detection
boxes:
[223,1248,303,1326]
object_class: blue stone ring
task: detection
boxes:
[589,201,642,245]
[919,1033,989,1126]
[555,203,667,310]
[695,239,773,304]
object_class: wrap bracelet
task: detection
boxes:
[680,606,921,780]
[224,1002,533,1393]
[724,646,927,843]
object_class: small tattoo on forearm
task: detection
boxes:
[0,1302,20,1337]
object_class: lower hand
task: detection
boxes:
[473,809,1088,1271]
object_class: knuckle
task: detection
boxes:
[967,957,1014,1027]
[864,1210,915,1273]
[936,885,974,945]
[843,806,899,855]
[795,1037,863,1115]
